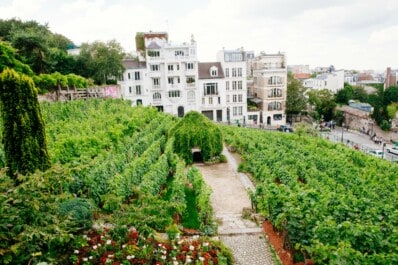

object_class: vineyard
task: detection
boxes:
[0,99,231,265]
[221,125,398,264]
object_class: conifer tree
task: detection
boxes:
[0,68,50,178]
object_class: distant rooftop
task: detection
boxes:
[198,62,225,79]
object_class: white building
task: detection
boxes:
[303,69,344,93]
[217,49,248,125]
[251,52,287,126]
[119,32,199,116]
[198,62,226,121]
[118,33,248,123]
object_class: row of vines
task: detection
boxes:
[222,125,398,264]
[0,99,229,264]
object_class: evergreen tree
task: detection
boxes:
[0,68,50,178]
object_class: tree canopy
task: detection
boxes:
[286,72,307,115]
[170,111,223,164]
[307,89,336,121]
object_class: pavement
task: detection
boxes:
[197,147,276,265]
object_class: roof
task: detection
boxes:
[294,73,311,80]
[147,41,161,49]
[198,62,225,79]
[122,59,146,69]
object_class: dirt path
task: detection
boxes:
[196,147,275,265]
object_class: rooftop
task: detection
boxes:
[198,62,225,79]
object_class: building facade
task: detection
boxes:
[303,69,344,93]
[251,52,287,126]
[119,33,249,124]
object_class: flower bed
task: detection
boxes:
[70,227,230,265]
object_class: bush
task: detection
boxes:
[380,120,391,131]
[58,198,95,229]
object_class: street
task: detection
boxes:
[321,127,398,162]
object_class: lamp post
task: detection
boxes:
[341,122,345,143]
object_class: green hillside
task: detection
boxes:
[0,99,230,264]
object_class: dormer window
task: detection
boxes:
[210,66,218,76]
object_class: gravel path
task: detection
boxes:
[196,147,276,265]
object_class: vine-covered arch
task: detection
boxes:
[170,111,223,164]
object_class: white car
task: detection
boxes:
[368,150,384,158]
[386,146,398,155]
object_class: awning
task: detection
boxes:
[248,98,263,104]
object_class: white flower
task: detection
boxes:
[189,245,195,251]
[199,257,204,261]
[202,242,209,247]
[106,239,112,245]
[74,250,79,254]
[126,255,132,260]
[89,256,93,260]
[161,255,166,260]
[108,254,114,258]
[92,245,97,250]
[98,243,102,247]
[100,235,104,239]
[83,235,88,239]
[83,257,88,261]
[173,261,178,265]
[122,244,126,249]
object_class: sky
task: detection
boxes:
[1,0,398,71]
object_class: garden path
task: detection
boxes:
[196,147,276,265]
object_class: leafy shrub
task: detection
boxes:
[58,198,95,229]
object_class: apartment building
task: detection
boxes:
[302,69,344,93]
[119,33,248,124]
[216,49,247,125]
[251,52,287,126]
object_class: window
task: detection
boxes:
[238,106,243,115]
[226,81,230,90]
[218,97,221,104]
[202,97,205,104]
[187,91,195,100]
[128,73,131,79]
[210,66,218,76]
[135,85,141,95]
[268,88,282,97]
[153,92,161,100]
[168,65,174,71]
[232,81,237,90]
[168,77,174,84]
[177,64,180,70]
[209,97,213,104]
[153,78,160,86]
[225,68,229,77]
[225,52,243,62]
[187,63,194,70]
[233,107,237,116]
[238,81,242,90]
[232,68,237,77]
[187,76,195,84]
[238,68,242,77]
[268,101,282,111]
[238,94,243,102]
[168,90,180,97]
[150,64,159,71]
[134,72,140,80]
[233,94,237,102]
[273,114,282,120]
[148,50,160,57]
[128,86,132,94]
[226,95,230,102]
[203,83,218,95]
[268,76,283,85]
[175,50,184,56]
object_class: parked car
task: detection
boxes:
[367,150,384,158]
[386,146,398,155]
[277,125,294,133]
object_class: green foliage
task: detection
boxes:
[380,120,391,131]
[286,72,307,114]
[307,89,336,121]
[0,41,33,75]
[170,111,223,164]
[0,68,50,177]
[221,125,398,264]
[58,198,95,229]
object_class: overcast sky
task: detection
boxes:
[1,0,398,71]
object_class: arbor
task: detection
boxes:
[307,89,336,121]
[170,111,223,164]
[0,68,50,178]
[286,72,307,117]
